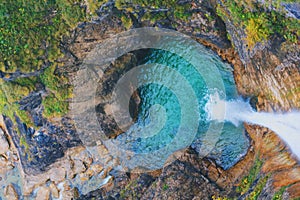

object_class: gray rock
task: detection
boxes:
[0,128,9,155]
[4,184,19,200]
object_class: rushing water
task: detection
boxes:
[208,94,300,160]
[113,48,249,170]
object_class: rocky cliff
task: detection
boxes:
[0,0,299,199]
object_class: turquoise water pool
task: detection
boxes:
[113,47,249,170]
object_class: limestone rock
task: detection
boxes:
[4,184,19,200]
[90,163,104,174]
[0,128,9,155]
[273,167,300,189]
[287,182,300,199]
[60,187,79,200]
[35,186,50,200]
[49,167,66,184]
[73,160,87,174]
[49,182,60,199]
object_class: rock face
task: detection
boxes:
[77,147,257,199]
[4,115,82,174]
[217,1,300,199]
[0,128,9,155]
[94,52,141,139]
[0,0,299,199]
[4,184,19,200]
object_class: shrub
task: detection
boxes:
[217,0,300,49]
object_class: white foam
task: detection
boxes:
[206,92,300,160]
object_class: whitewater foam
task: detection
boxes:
[206,93,300,160]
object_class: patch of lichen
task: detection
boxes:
[120,180,139,199]
[115,0,192,29]
[216,0,300,49]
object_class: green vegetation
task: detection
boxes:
[236,157,263,195]
[0,0,87,73]
[211,196,230,200]
[217,0,300,48]
[0,0,106,123]
[0,0,193,123]
[247,175,269,200]
[115,0,192,29]
[87,0,107,16]
[119,180,139,199]
[121,15,133,29]
[272,186,288,200]
[20,135,32,160]
[162,183,169,191]
[40,65,72,118]
[0,78,36,126]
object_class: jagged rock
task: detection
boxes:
[49,182,60,199]
[73,160,87,175]
[49,167,66,184]
[273,167,300,189]
[94,52,141,139]
[4,115,82,174]
[1,1,299,200]
[287,182,300,199]
[262,152,297,173]
[90,163,104,174]
[0,128,9,155]
[60,182,80,200]
[4,184,19,200]
[35,186,50,200]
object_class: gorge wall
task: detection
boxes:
[0,0,299,199]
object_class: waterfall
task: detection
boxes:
[206,92,300,159]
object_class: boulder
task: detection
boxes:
[0,128,9,155]
[4,184,18,200]
[35,186,50,200]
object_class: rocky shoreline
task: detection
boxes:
[0,0,299,199]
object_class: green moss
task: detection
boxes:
[115,0,192,24]
[205,13,215,23]
[121,15,133,29]
[236,157,263,195]
[0,0,87,73]
[40,64,72,118]
[0,78,35,126]
[19,135,32,160]
[119,180,139,199]
[212,196,230,200]
[87,0,106,16]
[20,136,29,151]
[272,186,288,200]
[247,175,269,200]
[217,0,300,49]
[40,65,72,99]
[0,0,104,123]
[162,183,169,191]
[42,93,69,118]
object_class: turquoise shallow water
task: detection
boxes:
[114,48,249,170]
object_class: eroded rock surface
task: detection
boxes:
[0,0,299,199]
